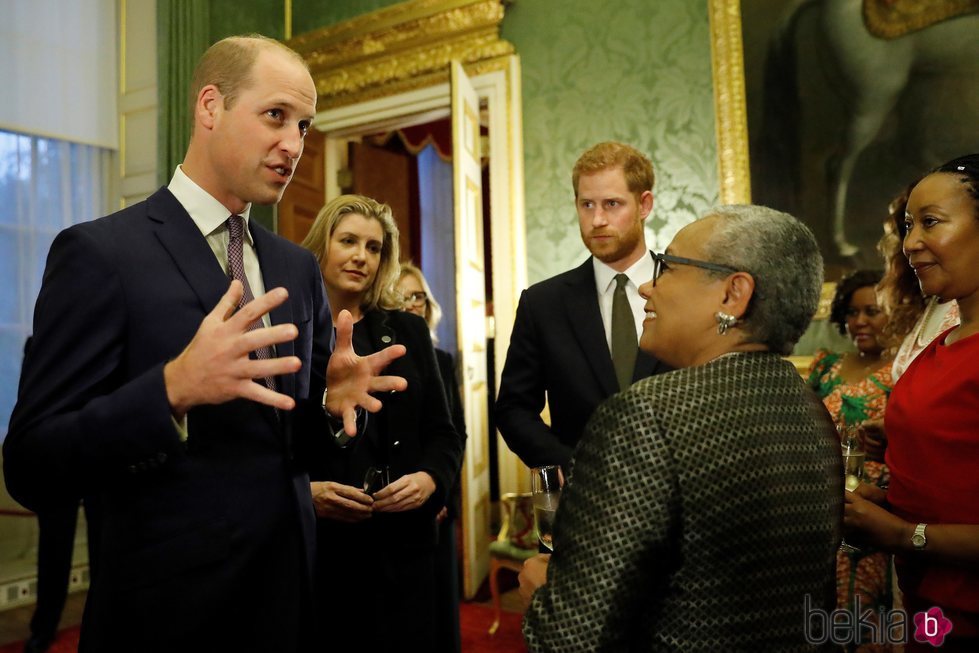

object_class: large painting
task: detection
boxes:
[711,0,979,271]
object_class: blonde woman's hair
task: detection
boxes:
[302,194,402,312]
[399,261,443,338]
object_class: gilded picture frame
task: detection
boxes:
[708,0,835,374]
[709,0,979,373]
[707,0,751,207]
[710,0,979,262]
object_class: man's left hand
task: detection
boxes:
[325,309,407,435]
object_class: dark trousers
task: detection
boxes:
[433,515,461,653]
[29,503,79,643]
[314,537,437,651]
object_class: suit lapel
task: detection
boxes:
[148,189,228,316]
[564,259,619,397]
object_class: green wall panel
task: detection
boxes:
[209,0,285,41]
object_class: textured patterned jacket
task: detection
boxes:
[523,352,842,652]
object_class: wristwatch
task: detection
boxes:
[911,523,928,550]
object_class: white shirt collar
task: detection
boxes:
[167,166,253,244]
[593,251,654,293]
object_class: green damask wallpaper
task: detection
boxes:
[206,0,719,283]
[502,0,718,283]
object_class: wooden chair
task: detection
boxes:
[488,492,538,635]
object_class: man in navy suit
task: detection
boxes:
[496,142,670,469]
[3,35,405,653]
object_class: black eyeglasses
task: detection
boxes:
[652,252,740,286]
[402,291,428,307]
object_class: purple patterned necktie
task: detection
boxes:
[227,215,277,391]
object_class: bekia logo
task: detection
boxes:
[914,606,953,647]
[804,595,954,647]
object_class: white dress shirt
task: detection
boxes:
[167,166,270,329]
[593,253,654,354]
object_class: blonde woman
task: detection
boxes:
[301,195,463,650]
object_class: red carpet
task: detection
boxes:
[0,604,525,653]
[460,601,528,653]
[0,628,79,653]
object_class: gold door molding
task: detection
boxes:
[288,0,515,110]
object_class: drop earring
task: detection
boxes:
[715,311,738,335]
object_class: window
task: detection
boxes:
[0,130,112,440]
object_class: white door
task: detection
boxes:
[451,60,491,599]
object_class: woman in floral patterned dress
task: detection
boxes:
[809,269,893,652]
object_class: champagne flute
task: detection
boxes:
[531,465,562,552]
[840,425,864,552]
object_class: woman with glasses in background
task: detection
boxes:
[300,195,463,651]
[397,262,467,653]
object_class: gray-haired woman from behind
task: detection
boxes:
[520,205,842,651]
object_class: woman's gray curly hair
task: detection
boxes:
[699,205,823,355]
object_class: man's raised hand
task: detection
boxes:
[164,280,301,419]
[325,309,407,435]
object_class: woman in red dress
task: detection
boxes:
[845,154,979,652]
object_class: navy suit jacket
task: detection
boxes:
[496,255,670,468]
[4,188,333,652]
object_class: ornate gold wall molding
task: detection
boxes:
[708,0,751,204]
[288,0,514,110]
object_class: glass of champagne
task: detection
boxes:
[840,425,864,552]
[531,465,562,552]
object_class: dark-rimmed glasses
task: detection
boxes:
[402,291,428,307]
[652,252,740,286]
